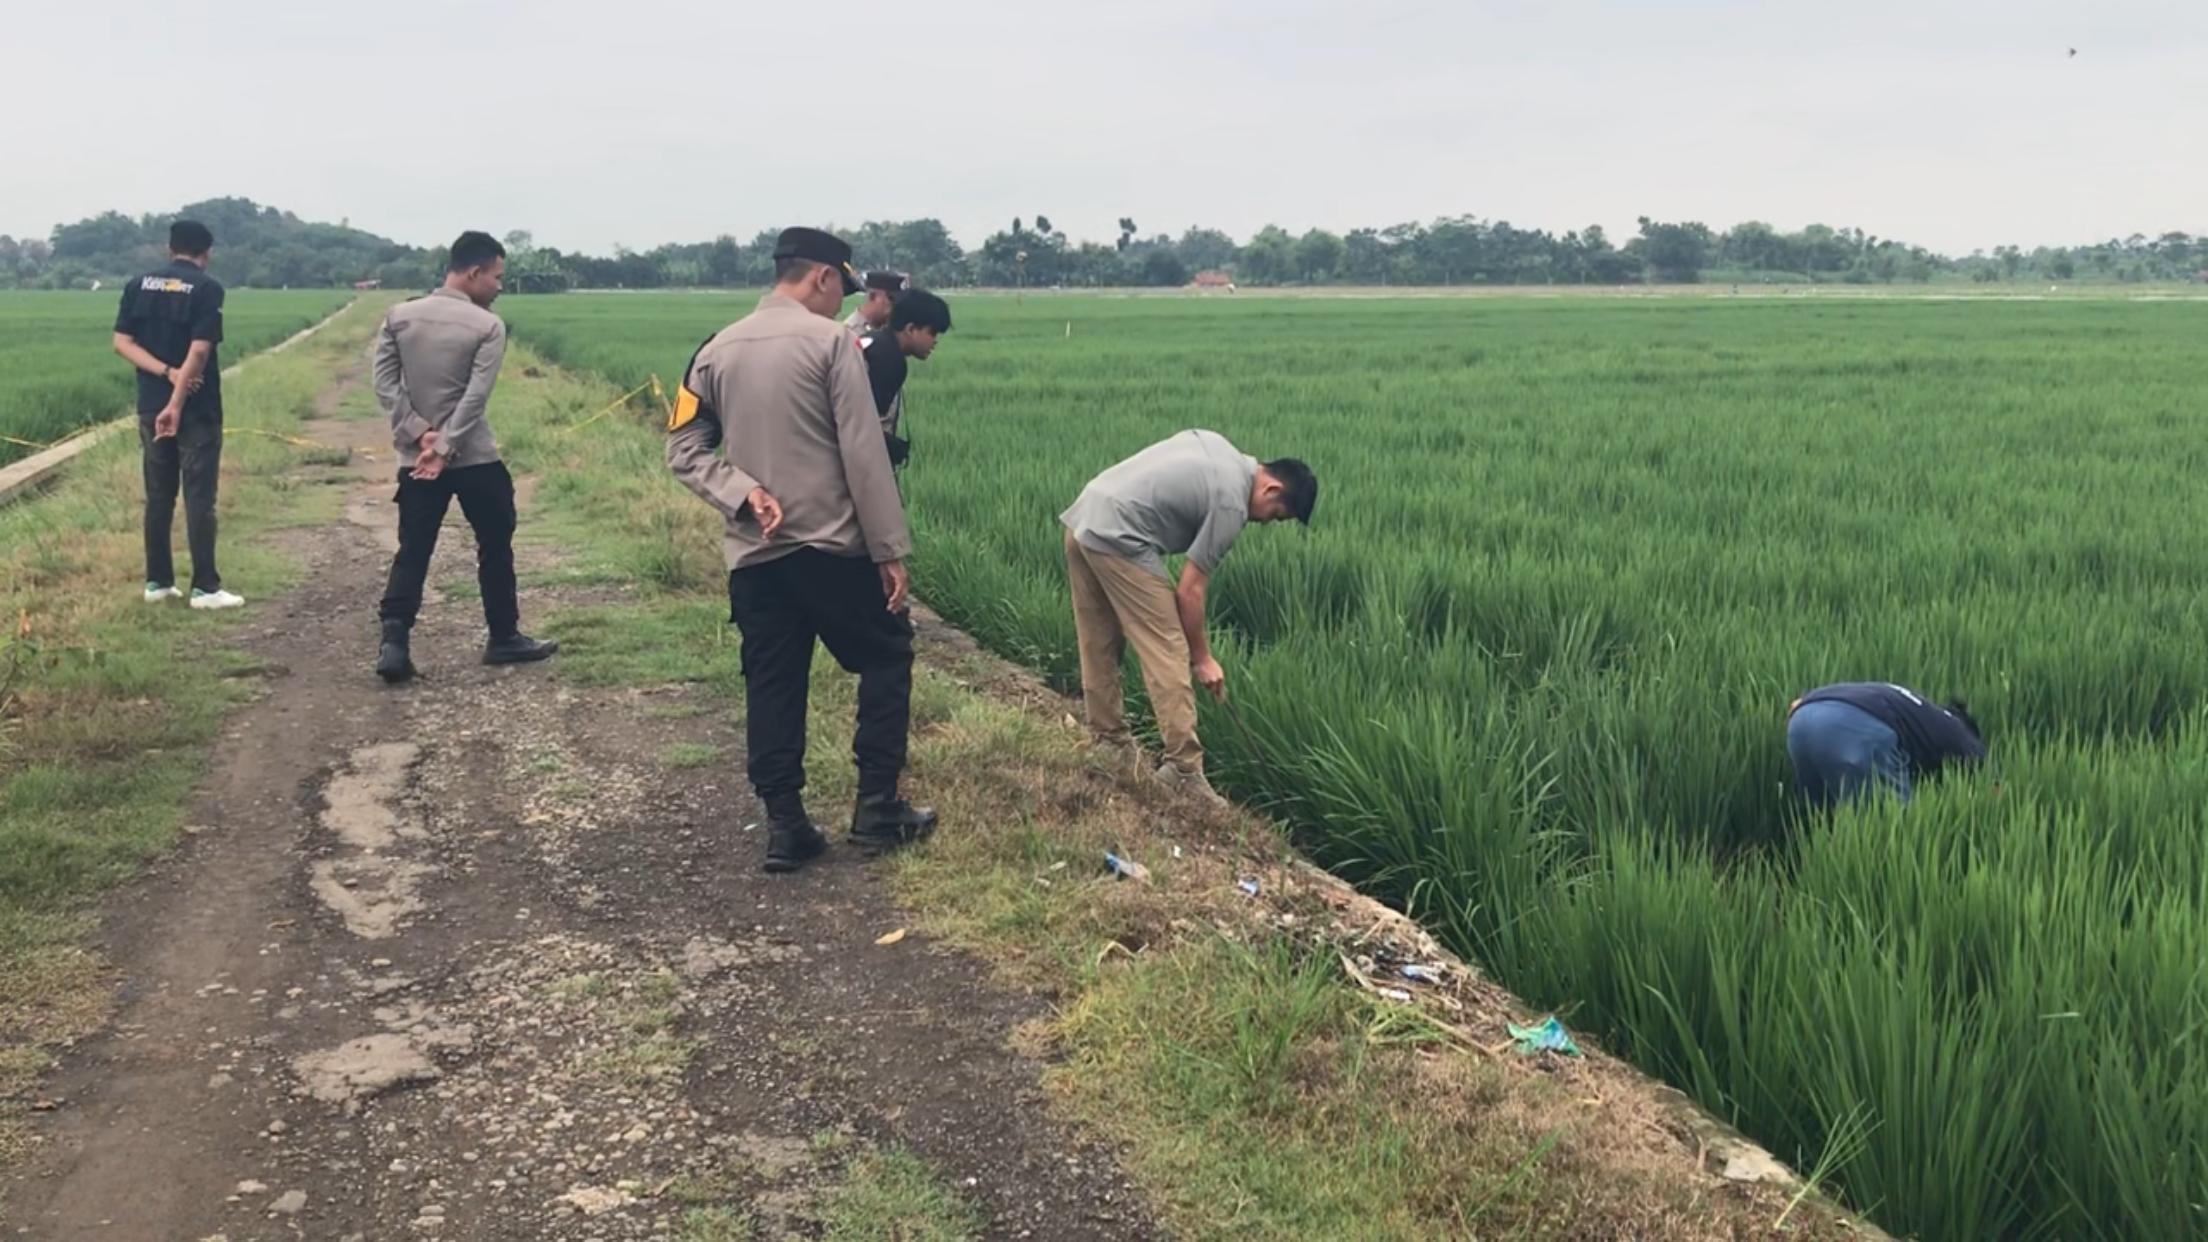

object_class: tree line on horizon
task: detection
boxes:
[3,197,2202,293]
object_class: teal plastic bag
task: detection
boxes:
[1507,1016,1582,1057]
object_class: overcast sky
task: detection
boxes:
[3,0,2198,256]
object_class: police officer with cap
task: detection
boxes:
[844,269,907,334]
[667,227,937,873]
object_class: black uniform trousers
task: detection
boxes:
[378,462,520,638]
[728,547,914,811]
[140,413,223,593]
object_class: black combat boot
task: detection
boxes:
[376,620,416,684]
[849,795,938,854]
[483,632,560,666]
[763,803,828,874]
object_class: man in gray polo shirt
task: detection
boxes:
[1060,430,1316,803]
[371,230,557,683]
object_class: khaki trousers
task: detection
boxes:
[1064,530,1202,773]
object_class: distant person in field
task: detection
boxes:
[667,227,932,874]
[1061,431,1317,805]
[859,289,952,468]
[370,230,558,683]
[1787,682,1986,809]
[111,219,243,610]
[843,269,907,335]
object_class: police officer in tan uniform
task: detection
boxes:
[371,231,559,683]
[842,269,906,335]
[667,228,936,873]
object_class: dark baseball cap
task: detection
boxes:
[863,269,909,295]
[772,227,862,295]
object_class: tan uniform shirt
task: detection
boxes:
[373,288,507,468]
[667,292,912,571]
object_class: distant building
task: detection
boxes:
[354,278,383,291]
[1191,270,1237,291]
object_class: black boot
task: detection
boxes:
[849,795,938,854]
[483,632,559,666]
[376,620,415,683]
[763,812,828,874]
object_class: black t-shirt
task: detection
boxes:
[1796,682,1987,776]
[114,259,225,416]
[860,329,907,427]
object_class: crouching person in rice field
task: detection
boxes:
[859,289,952,469]
[1787,682,1985,810]
[1061,431,1317,806]
[112,219,243,610]
[371,231,558,683]
[666,227,934,875]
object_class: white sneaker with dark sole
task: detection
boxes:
[143,584,183,603]
[189,589,246,611]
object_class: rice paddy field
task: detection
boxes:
[503,291,2208,1240]
[0,289,349,464]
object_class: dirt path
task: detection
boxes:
[3,364,1155,1239]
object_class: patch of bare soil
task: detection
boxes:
[2,377,1154,1239]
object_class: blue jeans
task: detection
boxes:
[1788,701,1911,809]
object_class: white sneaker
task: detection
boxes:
[189,588,246,611]
[143,583,183,603]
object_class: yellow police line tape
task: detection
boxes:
[225,427,343,450]
[564,375,669,436]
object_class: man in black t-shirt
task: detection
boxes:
[111,219,242,609]
[1786,682,1986,809]
[858,289,952,468]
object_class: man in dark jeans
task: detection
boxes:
[1787,682,1986,809]
[667,227,935,873]
[370,231,557,682]
[111,219,243,610]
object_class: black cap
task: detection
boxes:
[772,227,862,295]
[863,269,909,295]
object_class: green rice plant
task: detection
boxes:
[501,289,2208,1240]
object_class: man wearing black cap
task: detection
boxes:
[667,227,935,873]
[111,219,243,610]
[844,269,907,335]
[1060,430,1316,805]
